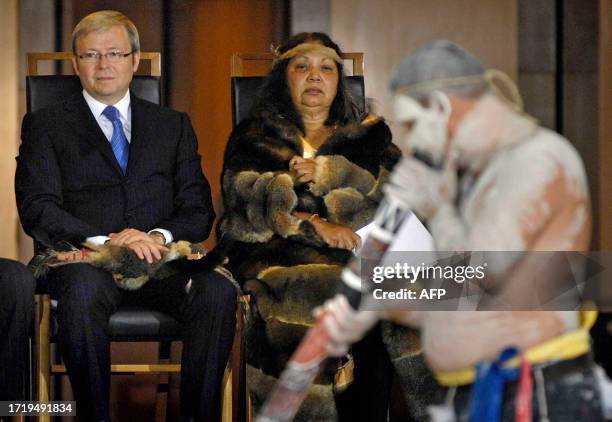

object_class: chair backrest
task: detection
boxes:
[26,52,162,113]
[230,52,365,127]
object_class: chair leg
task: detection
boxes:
[222,298,247,422]
[154,341,172,422]
[221,366,233,422]
[35,294,51,422]
[246,387,253,422]
[233,300,247,422]
[27,326,34,401]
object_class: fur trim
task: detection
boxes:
[365,166,391,202]
[323,187,376,230]
[249,263,342,323]
[219,217,273,244]
[381,322,422,358]
[222,170,300,242]
[310,155,376,197]
[390,353,440,421]
[381,322,439,420]
[244,263,341,351]
[265,173,301,237]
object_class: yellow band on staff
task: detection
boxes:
[434,310,598,386]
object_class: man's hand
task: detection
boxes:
[313,295,380,357]
[289,155,317,184]
[310,216,362,250]
[108,228,165,246]
[125,240,168,264]
[385,153,458,220]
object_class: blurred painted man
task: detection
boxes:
[320,40,610,420]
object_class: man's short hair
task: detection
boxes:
[72,10,140,55]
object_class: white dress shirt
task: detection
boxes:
[82,89,173,245]
[83,89,132,143]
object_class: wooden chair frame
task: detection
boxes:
[230,52,364,77]
[27,51,162,76]
[28,51,244,422]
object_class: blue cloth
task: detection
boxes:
[102,105,129,173]
[469,347,521,422]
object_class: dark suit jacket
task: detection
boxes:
[16,91,215,247]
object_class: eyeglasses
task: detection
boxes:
[77,51,134,63]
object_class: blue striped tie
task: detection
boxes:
[102,105,129,173]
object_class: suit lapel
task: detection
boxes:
[127,94,153,176]
[64,93,125,175]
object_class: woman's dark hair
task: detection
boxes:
[250,32,365,131]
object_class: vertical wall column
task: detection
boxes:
[291,0,330,34]
[0,0,19,260]
[599,0,612,249]
[17,0,58,262]
[562,0,599,247]
[518,0,557,130]
[518,0,600,247]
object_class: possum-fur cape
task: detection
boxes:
[220,112,439,420]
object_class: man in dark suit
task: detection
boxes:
[15,10,236,422]
[0,259,35,401]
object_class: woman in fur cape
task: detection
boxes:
[219,33,435,421]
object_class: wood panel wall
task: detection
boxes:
[71,0,164,62]
[0,0,19,260]
[329,0,518,137]
[168,0,285,248]
[600,0,612,249]
[17,0,58,262]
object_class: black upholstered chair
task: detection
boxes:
[26,52,240,422]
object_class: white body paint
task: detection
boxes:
[397,94,591,371]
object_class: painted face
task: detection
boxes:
[286,51,339,112]
[72,25,140,105]
[393,91,452,168]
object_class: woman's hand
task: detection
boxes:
[293,212,361,250]
[289,155,317,184]
[310,216,361,250]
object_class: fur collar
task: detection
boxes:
[244,111,392,159]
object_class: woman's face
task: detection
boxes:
[286,51,339,112]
